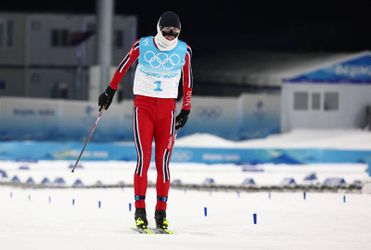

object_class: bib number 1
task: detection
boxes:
[153,81,163,92]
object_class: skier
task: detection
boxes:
[98,11,193,232]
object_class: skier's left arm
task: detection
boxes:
[98,40,140,111]
[175,45,193,130]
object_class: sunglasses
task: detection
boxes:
[161,27,181,33]
[160,27,181,37]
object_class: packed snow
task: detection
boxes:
[176,129,371,149]
[1,185,371,250]
[0,130,371,250]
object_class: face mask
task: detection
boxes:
[155,22,180,51]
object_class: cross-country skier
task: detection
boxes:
[98,11,193,232]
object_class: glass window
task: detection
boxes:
[6,20,13,47]
[311,93,321,110]
[51,29,59,46]
[0,80,5,90]
[0,21,4,47]
[61,30,69,47]
[294,92,308,110]
[324,92,339,111]
[51,29,69,47]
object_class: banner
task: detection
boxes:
[0,95,280,141]
[285,53,371,84]
[0,141,370,164]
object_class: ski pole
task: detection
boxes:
[71,108,104,173]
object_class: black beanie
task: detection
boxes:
[159,11,181,29]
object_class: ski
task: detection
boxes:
[151,228,174,234]
[131,227,154,234]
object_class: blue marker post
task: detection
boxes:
[72,198,75,206]
[253,213,257,224]
[129,202,132,212]
[237,191,240,198]
[48,196,51,204]
[343,195,346,203]
[303,192,306,200]
[204,207,208,217]
[98,201,102,208]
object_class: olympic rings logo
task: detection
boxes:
[144,51,181,70]
[197,107,223,119]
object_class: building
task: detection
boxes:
[0,12,137,100]
[281,51,371,132]
[193,50,371,133]
[192,50,352,97]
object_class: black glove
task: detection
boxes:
[175,109,190,130]
[98,86,116,111]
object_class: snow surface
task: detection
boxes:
[1,184,371,250]
[1,130,371,250]
[176,129,371,149]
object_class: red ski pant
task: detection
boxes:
[132,95,176,211]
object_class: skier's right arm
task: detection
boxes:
[98,39,140,110]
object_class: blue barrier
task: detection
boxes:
[280,177,297,187]
[304,172,317,181]
[241,178,256,186]
[323,177,346,187]
[26,177,35,185]
[53,177,66,186]
[73,179,84,187]
[40,177,50,185]
[11,176,20,183]
[0,169,7,178]
[202,178,216,186]
[0,141,370,164]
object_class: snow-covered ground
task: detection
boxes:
[176,129,371,149]
[1,186,371,250]
[0,160,368,187]
[0,130,371,250]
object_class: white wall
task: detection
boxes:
[281,83,371,132]
[0,94,281,141]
